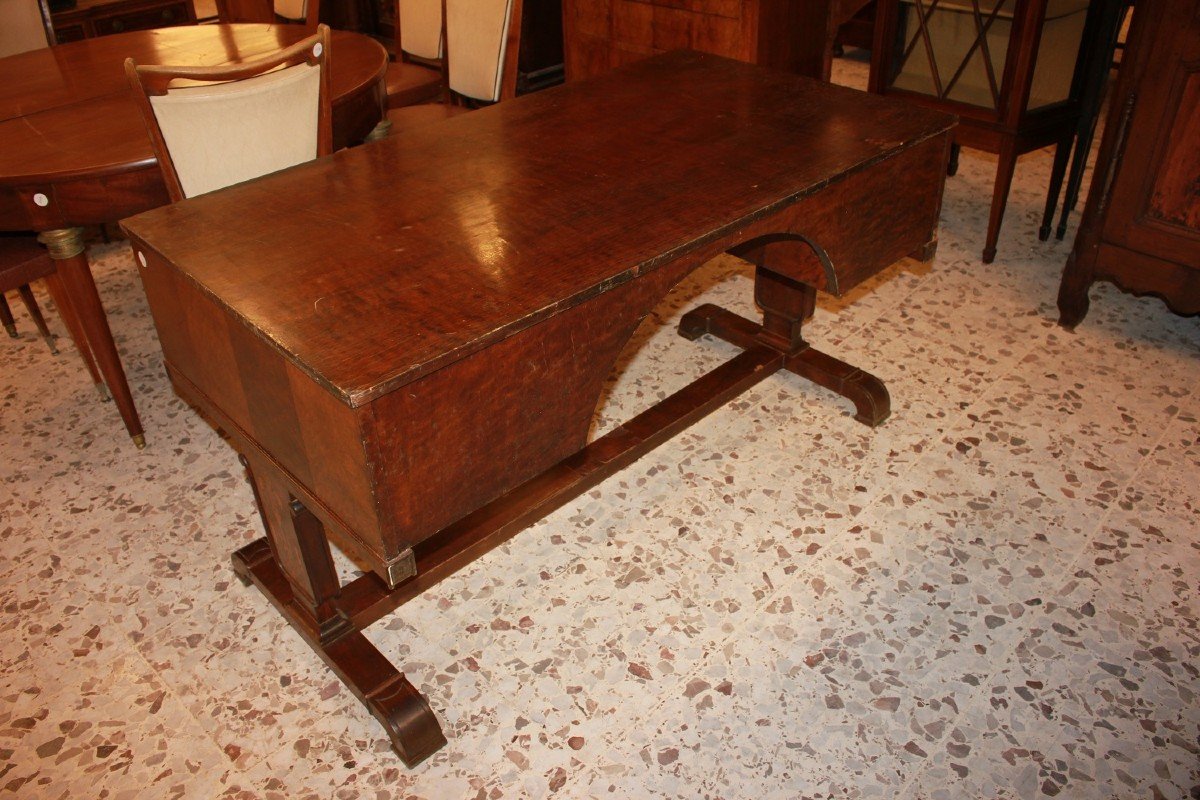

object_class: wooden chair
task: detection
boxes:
[0,2,82,365]
[124,26,333,202]
[385,0,523,132]
[0,0,54,57]
[215,0,319,27]
[386,0,446,109]
[0,235,106,395]
[273,0,319,28]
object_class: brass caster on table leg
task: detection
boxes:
[132,434,146,450]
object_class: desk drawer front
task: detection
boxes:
[93,1,193,35]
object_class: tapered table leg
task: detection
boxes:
[38,228,144,448]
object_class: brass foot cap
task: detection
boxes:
[133,434,146,450]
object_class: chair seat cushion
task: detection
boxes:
[0,235,55,290]
[385,61,444,109]
[385,102,470,133]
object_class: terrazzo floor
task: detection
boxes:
[1,55,1198,799]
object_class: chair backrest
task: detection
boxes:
[125,25,332,202]
[0,0,55,58]
[445,0,523,103]
[274,0,318,28]
[397,0,443,61]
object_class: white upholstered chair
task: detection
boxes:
[386,0,446,109]
[384,0,523,132]
[124,25,333,202]
[0,0,54,58]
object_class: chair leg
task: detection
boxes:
[17,284,58,354]
[0,293,16,338]
[44,273,108,399]
[982,139,1019,264]
[1039,135,1073,242]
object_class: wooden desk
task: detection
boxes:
[0,25,387,447]
[122,50,955,765]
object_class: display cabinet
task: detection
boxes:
[1058,0,1200,326]
[869,0,1098,262]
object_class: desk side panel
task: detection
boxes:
[362,255,693,553]
[131,243,389,567]
[754,133,952,293]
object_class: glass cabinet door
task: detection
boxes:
[882,0,1090,112]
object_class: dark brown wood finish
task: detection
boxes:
[51,0,197,43]
[0,25,387,447]
[122,50,955,764]
[562,0,874,81]
[1058,0,1200,325]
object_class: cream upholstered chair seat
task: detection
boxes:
[385,60,444,108]
[126,25,333,202]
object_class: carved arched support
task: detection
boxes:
[326,633,447,767]
[680,234,892,427]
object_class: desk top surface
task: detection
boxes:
[123,50,955,407]
[0,25,386,184]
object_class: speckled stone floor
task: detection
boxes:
[1,55,1197,800]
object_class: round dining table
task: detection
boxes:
[0,25,388,448]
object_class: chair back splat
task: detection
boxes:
[125,25,333,202]
[446,0,524,105]
[275,0,319,28]
[398,0,443,61]
[0,0,55,58]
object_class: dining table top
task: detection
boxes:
[0,24,388,191]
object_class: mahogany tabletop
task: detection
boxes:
[0,24,387,228]
[123,50,955,408]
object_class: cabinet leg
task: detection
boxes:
[1039,135,1073,241]
[982,140,1019,264]
[1056,251,1093,330]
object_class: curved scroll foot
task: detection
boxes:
[364,672,448,767]
[786,347,890,427]
[232,536,449,767]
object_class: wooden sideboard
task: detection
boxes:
[1057,0,1200,327]
[51,0,196,41]
[563,0,873,81]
